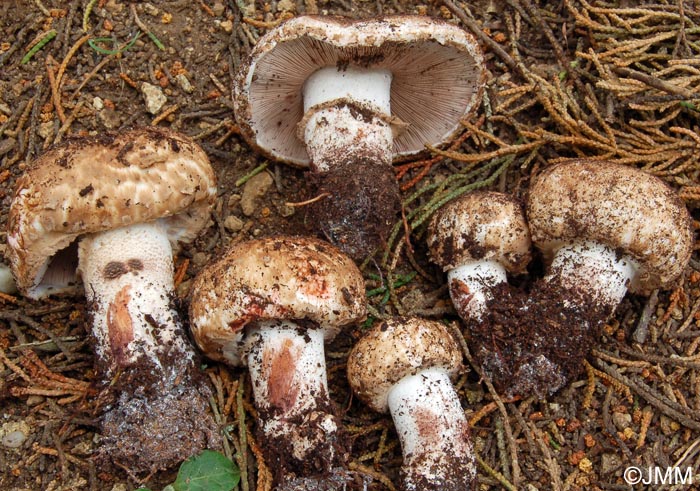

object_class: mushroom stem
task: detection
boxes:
[302,66,393,172]
[546,239,638,312]
[246,320,345,474]
[447,259,508,321]
[78,221,194,379]
[388,367,476,491]
[78,222,219,472]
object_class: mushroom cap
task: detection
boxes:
[6,127,217,299]
[234,15,485,167]
[189,236,367,366]
[527,159,693,293]
[346,317,463,413]
[427,191,532,273]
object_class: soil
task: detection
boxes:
[1,1,700,491]
[305,159,401,261]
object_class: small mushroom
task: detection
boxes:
[189,236,366,484]
[347,317,475,491]
[426,191,532,321]
[6,127,221,473]
[234,15,484,259]
[516,159,693,395]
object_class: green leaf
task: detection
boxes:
[173,450,240,491]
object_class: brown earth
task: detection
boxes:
[1,1,700,491]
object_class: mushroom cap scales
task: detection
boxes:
[427,191,532,273]
[189,236,367,366]
[347,317,463,413]
[7,127,217,299]
[234,15,485,166]
[527,159,693,293]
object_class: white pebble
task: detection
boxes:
[2,430,27,448]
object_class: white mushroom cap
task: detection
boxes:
[6,127,217,299]
[189,236,367,366]
[234,15,485,167]
[346,317,463,413]
[427,191,532,273]
[527,160,693,293]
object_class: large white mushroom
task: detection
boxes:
[6,127,221,473]
[234,15,485,259]
[189,236,366,485]
[347,317,476,491]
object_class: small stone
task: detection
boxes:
[98,108,121,129]
[600,453,621,475]
[211,1,225,16]
[224,215,244,232]
[0,264,17,295]
[0,137,16,157]
[191,252,209,268]
[92,96,104,110]
[240,171,273,216]
[175,74,194,94]
[142,3,160,16]
[140,82,167,114]
[612,412,632,431]
[277,0,295,12]
[1,421,30,449]
[219,19,233,33]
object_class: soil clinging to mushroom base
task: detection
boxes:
[304,159,401,261]
[466,282,611,398]
[89,301,222,475]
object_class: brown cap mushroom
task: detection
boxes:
[527,159,693,304]
[189,236,366,483]
[6,127,220,473]
[347,317,475,491]
[7,126,216,299]
[481,159,695,397]
[427,191,531,320]
[233,15,485,260]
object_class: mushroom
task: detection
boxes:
[347,317,476,491]
[515,159,694,395]
[6,127,221,473]
[234,15,484,260]
[426,191,532,321]
[188,236,366,484]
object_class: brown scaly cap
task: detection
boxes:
[346,317,463,413]
[427,191,532,273]
[234,15,485,167]
[527,159,693,293]
[6,127,217,299]
[189,236,367,366]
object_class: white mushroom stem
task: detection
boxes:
[78,221,194,380]
[388,367,476,491]
[302,66,394,172]
[446,259,508,321]
[246,320,340,463]
[546,239,639,311]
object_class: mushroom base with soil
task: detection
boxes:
[389,368,476,491]
[304,158,401,261]
[245,320,349,480]
[468,281,611,398]
[79,222,220,473]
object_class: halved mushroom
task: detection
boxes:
[234,15,485,260]
[6,127,221,473]
[189,236,366,485]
